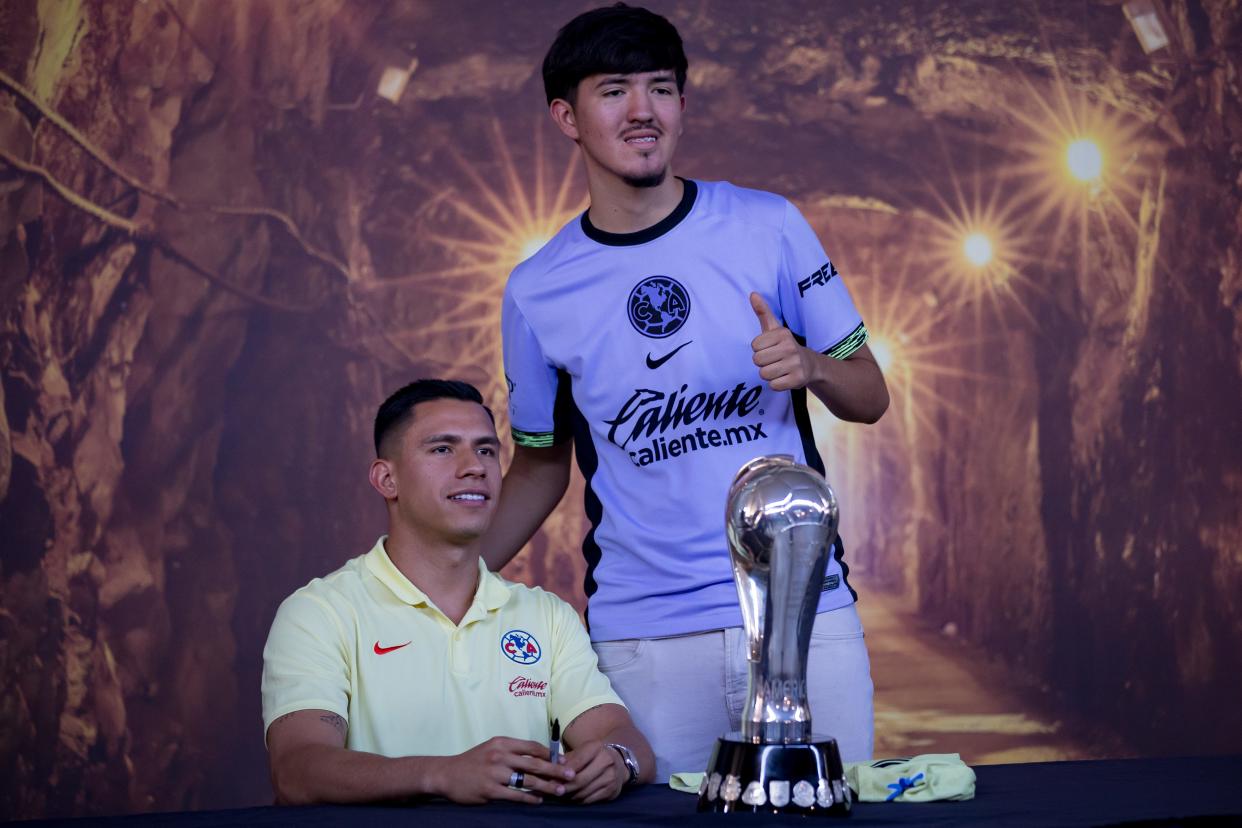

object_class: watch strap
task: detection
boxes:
[606,742,640,785]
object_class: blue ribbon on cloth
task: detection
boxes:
[885,772,925,801]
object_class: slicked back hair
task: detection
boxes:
[542,3,688,106]
[373,379,495,458]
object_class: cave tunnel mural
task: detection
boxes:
[0,0,1240,818]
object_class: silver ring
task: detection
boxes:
[508,770,525,788]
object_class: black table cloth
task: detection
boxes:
[20,755,1241,827]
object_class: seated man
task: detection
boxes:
[261,379,654,805]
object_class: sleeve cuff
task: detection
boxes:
[823,322,869,360]
[512,428,557,448]
[559,695,629,733]
[262,701,350,743]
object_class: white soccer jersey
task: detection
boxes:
[502,179,869,641]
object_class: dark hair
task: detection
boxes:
[373,379,494,457]
[542,3,688,105]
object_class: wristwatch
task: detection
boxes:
[606,743,640,785]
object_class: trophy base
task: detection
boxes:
[696,732,852,816]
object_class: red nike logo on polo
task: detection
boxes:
[373,641,411,655]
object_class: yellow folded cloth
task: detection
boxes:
[848,754,976,802]
[669,753,976,803]
[668,772,706,794]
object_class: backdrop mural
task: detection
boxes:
[0,0,1239,819]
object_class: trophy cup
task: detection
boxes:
[697,455,852,816]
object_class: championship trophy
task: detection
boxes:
[697,455,852,816]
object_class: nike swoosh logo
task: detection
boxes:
[373,641,411,655]
[646,340,692,369]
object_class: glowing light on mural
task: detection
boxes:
[1066,139,1103,182]
[519,235,551,262]
[914,155,1037,326]
[358,118,587,401]
[962,232,993,267]
[374,119,586,285]
[1003,71,1153,260]
[997,65,1170,354]
[869,334,895,372]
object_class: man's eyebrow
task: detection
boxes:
[594,75,632,88]
[421,433,500,446]
[594,73,676,89]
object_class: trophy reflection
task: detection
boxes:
[697,455,852,816]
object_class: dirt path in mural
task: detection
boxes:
[858,588,1105,765]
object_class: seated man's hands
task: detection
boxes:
[558,702,653,802]
[434,736,575,805]
[560,740,627,804]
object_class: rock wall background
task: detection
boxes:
[0,0,1238,818]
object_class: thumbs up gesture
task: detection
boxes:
[750,292,814,392]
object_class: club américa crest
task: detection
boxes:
[501,629,541,664]
[628,276,690,339]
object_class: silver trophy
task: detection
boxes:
[697,455,852,816]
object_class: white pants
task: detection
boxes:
[592,604,874,783]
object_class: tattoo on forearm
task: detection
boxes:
[271,712,297,729]
[320,713,347,735]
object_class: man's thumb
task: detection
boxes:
[750,292,780,333]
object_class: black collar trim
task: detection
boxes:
[580,179,698,247]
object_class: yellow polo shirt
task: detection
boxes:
[261,537,622,756]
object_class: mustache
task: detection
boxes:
[621,125,663,138]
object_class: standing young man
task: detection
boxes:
[488,5,889,781]
[262,380,653,805]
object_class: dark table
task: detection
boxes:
[20,755,1242,827]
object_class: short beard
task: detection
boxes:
[622,168,667,189]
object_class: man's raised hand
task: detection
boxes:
[750,292,814,392]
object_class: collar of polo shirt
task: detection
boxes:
[364,536,512,613]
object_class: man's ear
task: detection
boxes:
[549,98,580,141]
[369,458,398,500]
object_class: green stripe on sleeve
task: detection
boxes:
[824,322,869,360]
[512,428,556,448]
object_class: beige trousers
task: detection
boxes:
[592,603,875,783]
